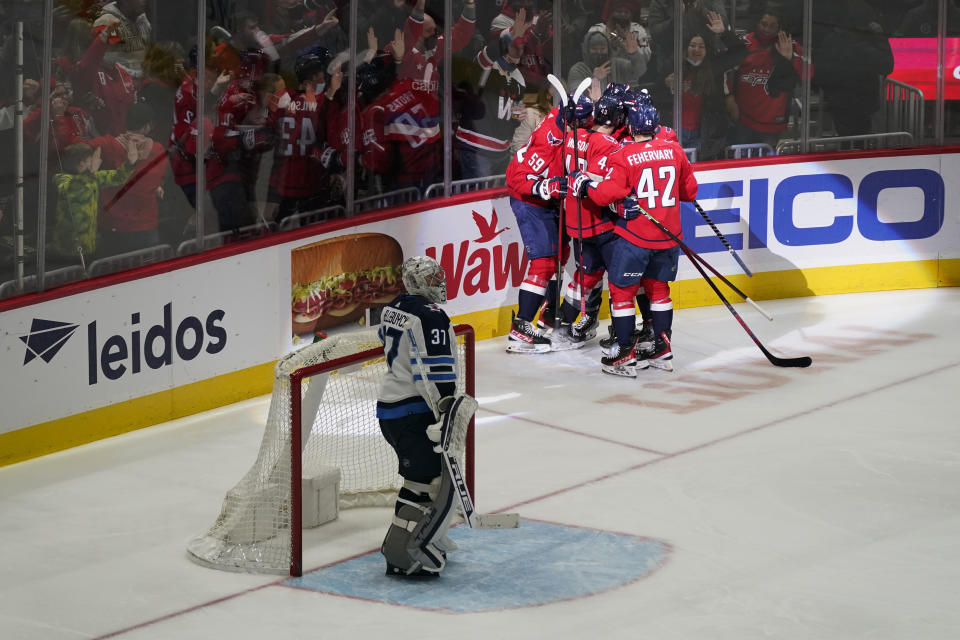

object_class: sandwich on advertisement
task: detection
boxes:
[291,233,405,335]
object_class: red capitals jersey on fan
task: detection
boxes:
[560,127,619,238]
[360,79,440,180]
[728,33,807,133]
[207,81,259,187]
[270,90,325,198]
[396,10,474,88]
[325,98,360,158]
[505,105,563,205]
[589,136,698,249]
[169,73,207,187]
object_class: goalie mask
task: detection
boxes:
[402,256,447,304]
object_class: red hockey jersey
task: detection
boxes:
[728,33,808,134]
[505,105,563,205]
[360,78,441,183]
[561,128,620,238]
[587,136,698,249]
[270,89,325,198]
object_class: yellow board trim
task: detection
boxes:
[3,259,957,468]
[0,362,274,467]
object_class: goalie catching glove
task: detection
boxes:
[532,176,567,201]
[426,393,478,454]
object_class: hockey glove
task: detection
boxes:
[619,197,640,220]
[533,176,567,201]
[568,170,593,198]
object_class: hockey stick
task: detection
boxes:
[632,202,772,320]
[682,244,812,368]
[571,77,592,318]
[405,324,520,528]
[693,201,752,277]
[630,205,811,367]
[546,73,568,330]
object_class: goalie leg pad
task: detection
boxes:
[382,501,443,577]
[407,467,456,572]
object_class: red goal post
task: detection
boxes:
[187,324,475,577]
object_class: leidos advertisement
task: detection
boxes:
[3,257,280,434]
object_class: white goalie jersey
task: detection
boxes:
[376,294,459,419]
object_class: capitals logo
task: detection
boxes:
[19,318,79,365]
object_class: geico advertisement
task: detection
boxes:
[3,255,279,433]
[687,153,957,274]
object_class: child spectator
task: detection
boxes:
[50,139,137,263]
[97,104,167,257]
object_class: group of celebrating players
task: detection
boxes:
[504,81,699,378]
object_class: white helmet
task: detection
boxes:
[402,256,447,304]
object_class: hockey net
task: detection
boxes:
[186,324,475,576]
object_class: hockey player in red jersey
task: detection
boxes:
[570,102,698,377]
[502,94,575,353]
[550,89,628,351]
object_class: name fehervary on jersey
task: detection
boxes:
[627,148,675,166]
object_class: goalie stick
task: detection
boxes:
[693,201,753,277]
[632,204,812,368]
[405,324,520,529]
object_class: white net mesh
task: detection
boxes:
[186,327,471,574]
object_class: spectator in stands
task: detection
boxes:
[361,38,446,194]
[50,138,137,264]
[24,81,112,153]
[725,8,809,150]
[209,8,340,80]
[488,0,554,91]
[92,0,152,78]
[141,40,188,146]
[813,3,893,137]
[97,103,167,257]
[664,25,746,158]
[589,1,652,82]
[168,45,229,212]
[557,0,603,44]
[454,23,526,179]
[649,0,730,78]
[266,51,333,224]
[207,70,284,233]
[511,85,553,153]
[54,20,138,137]
[899,0,960,35]
[392,0,476,88]
[567,23,650,97]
